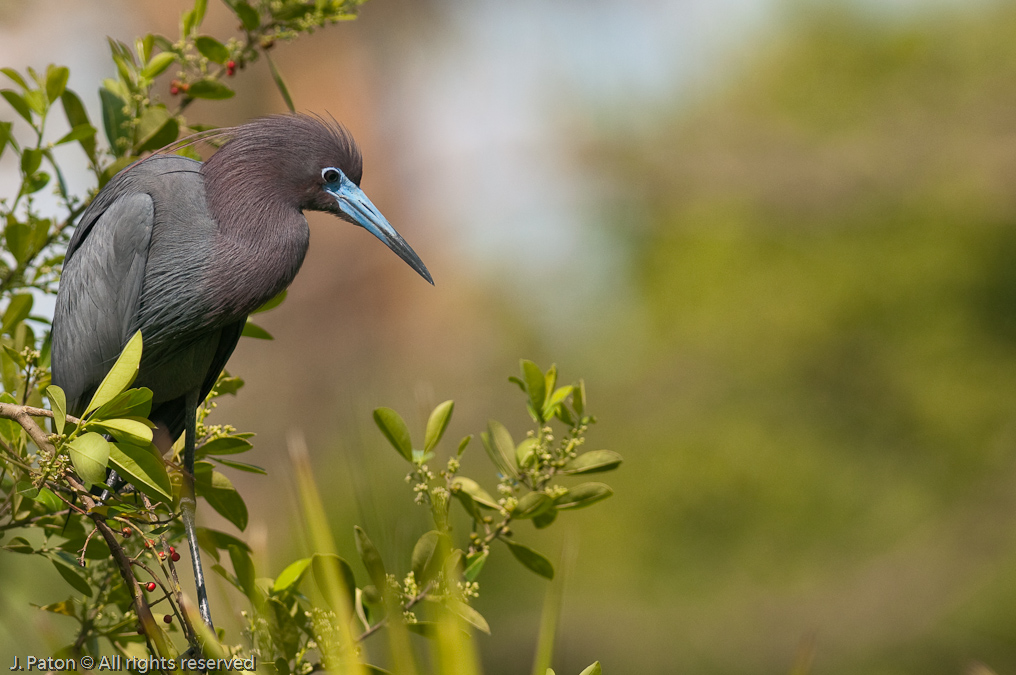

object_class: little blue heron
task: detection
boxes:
[51,113,432,629]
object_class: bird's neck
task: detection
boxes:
[201,164,311,317]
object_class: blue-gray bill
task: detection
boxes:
[329,179,434,285]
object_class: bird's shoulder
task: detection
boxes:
[67,155,205,261]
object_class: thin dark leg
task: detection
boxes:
[97,468,123,502]
[180,389,214,629]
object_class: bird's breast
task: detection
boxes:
[207,210,310,319]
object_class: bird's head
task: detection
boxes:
[204,113,433,284]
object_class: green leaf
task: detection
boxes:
[51,559,92,597]
[521,360,546,413]
[484,420,518,477]
[195,36,229,64]
[0,121,11,161]
[446,599,490,634]
[19,172,49,197]
[424,400,454,453]
[273,557,312,592]
[212,374,245,396]
[213,457,266,474]
[457,434,472,457]
[578,663,602,675]
[252,289,287,314]
[2,294,33,335]
[515,437,538,468]
[20,147,42,175]
[2,90,32,123]
[229,544,256,598]
[84,331,142,415]
[405,622,439,639]
[311,553,355,610]
[272,2,314,20]
[373,407,413,461]
[35,598,77,618]
[4,536,33,553]
[241,321,273,340]
[354,526,387,590]
[265,597,299,660]
[233,1,260,30]
[451,477,499,509]
[187,79,235,100]
[464,550,487,582]
[196,527,250,563]
[60,92,96,161]
[1,68,28,90]
[266,52,295,113]
[14,480,38,499]
[195,465,248,530]
[411,530,445,584]
[544,365,558,402]
[91,387,152,421]
[513,492,553,520]
[554,482,613,510]
[198,436,252,456]
[66,432,110,485]
[46,385,66,435]
[24,89,46,115]
[32,488,62,512]
[182,0,208,35]
[532,506,557,529]
[561,450,623,475]
[108,442,172,502]
[502,539,554,579]
[0,393,20,443]
[99,87,130,154]
[55,124,97,146]
[92,417,154,445]
[542,384,573,419]
[59,89,90,127]
[573,379,586,416]
[44,66,69,103]
[141,52,176,79]
[135,106,178,152]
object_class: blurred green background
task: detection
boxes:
[4,0,1016,672]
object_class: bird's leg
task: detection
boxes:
[97,468,124,502]
[181,389,214,630]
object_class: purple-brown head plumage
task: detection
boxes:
[201,113,432,284]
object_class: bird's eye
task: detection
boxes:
[322,168,341,183]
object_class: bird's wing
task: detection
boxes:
[148,319,245,441]
[52,192,154,415]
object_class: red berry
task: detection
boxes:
[168,546,175,555]
[163,614,172,624]
[145,582,156,592]
[170,85,179,95]
[158,551,166,560]
[121,527,131,538]
[145,539,154,548]
[171,552,181,562]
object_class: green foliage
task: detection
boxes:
[0,2,616,672]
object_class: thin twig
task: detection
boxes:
[64,474,171,673]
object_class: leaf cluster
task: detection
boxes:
[0,2,619,672]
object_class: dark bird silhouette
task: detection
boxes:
[51,113,432,628]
